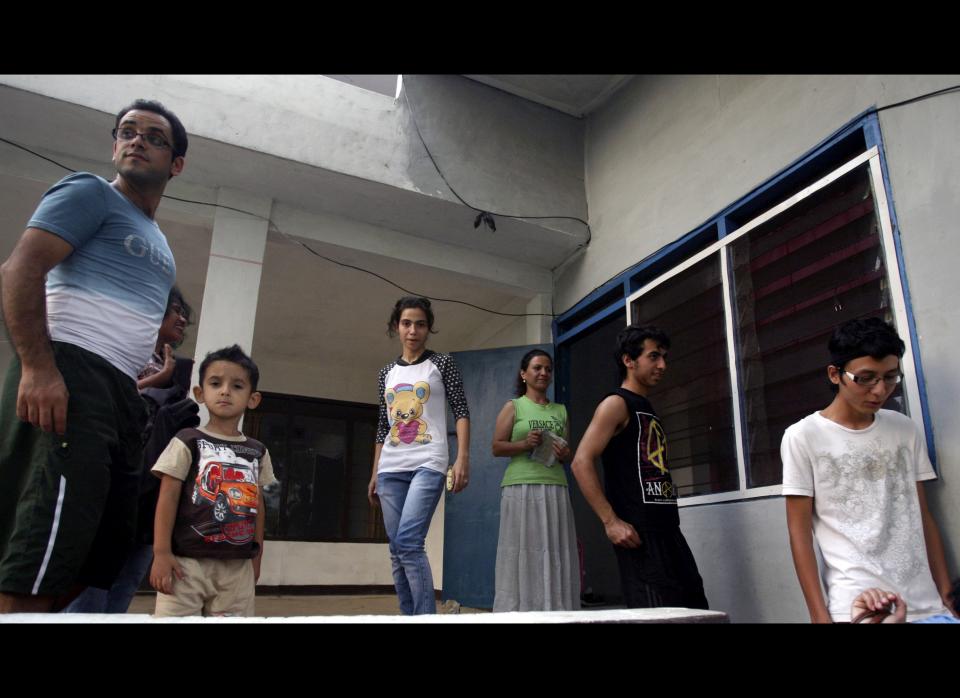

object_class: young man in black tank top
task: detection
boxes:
[571,325,708,609]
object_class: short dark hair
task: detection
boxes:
[829,317,905,369]
[615,324,670,380]
[198,344,260,391]
[515,349,552,397]
[827,317,905,393]
[387,296,437,337]
[115,99,188,160]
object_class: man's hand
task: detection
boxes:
[17,364,69,435]
[150,551,184,595]
[2,228,75,434]
[603,516,642,548]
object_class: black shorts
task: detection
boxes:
[613,528,709,610]
[0,342,146,596]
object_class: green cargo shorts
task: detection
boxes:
[0,342,147,596]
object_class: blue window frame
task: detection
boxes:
[555,112,935,505]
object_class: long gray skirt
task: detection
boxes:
[493,484,581,612]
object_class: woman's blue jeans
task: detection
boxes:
[377,468,445,615]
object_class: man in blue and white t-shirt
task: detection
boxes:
[0,99,188,613]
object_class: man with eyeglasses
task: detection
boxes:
[782,317,955,622]
[0,99,187,613]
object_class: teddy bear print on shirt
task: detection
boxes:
[386,381,432,446]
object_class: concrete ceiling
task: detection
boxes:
[0,85,581,276]
[323,74,635,118]
[464,76,634,118]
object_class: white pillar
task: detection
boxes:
[191,187,272,426]
[525,293,553,345]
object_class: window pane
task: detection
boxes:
[630,255,739,497]
[347,421,383,540]
[257,412,287,539]
[729,164,900,488]
[284,416,347,539]
[248,394,384,542]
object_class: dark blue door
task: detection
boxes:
[442,343,552,609]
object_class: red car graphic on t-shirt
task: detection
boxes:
[191,461,258,522]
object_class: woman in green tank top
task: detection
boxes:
[491,349,581,612]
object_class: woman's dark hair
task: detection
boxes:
[166,286,193,348]
[387,296,437,337]
[516,349,552,397]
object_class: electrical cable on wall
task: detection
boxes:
[3,81,957,321]
[400,80,593,251]
[0,136,554,319]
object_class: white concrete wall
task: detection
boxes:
[259,497,445,589]
[568,74,960,621]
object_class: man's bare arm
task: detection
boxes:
[570,396,641,548]
[785,495,832,623]
[0,228,74,434]
[917,482,955,614]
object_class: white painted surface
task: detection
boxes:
[1,607,727,623]
[525,293,553,344]
[190,188,270,427]
[257,485,445,587]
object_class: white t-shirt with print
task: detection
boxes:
[781,409,948,621]
[375,351,469,475]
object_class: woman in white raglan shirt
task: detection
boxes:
[367,296,470,615]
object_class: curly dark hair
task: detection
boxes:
[387,296,437,337]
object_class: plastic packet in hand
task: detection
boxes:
[530,430,567,468]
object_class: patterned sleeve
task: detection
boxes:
[375,363,392,444]
[434,353,470,421]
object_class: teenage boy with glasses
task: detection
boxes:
[783,317,955,622]
[0,99,187,613]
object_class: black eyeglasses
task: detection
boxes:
[112,127,172,150]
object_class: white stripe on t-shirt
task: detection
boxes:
[47,287,160,380]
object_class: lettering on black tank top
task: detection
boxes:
[634,410,675,504]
